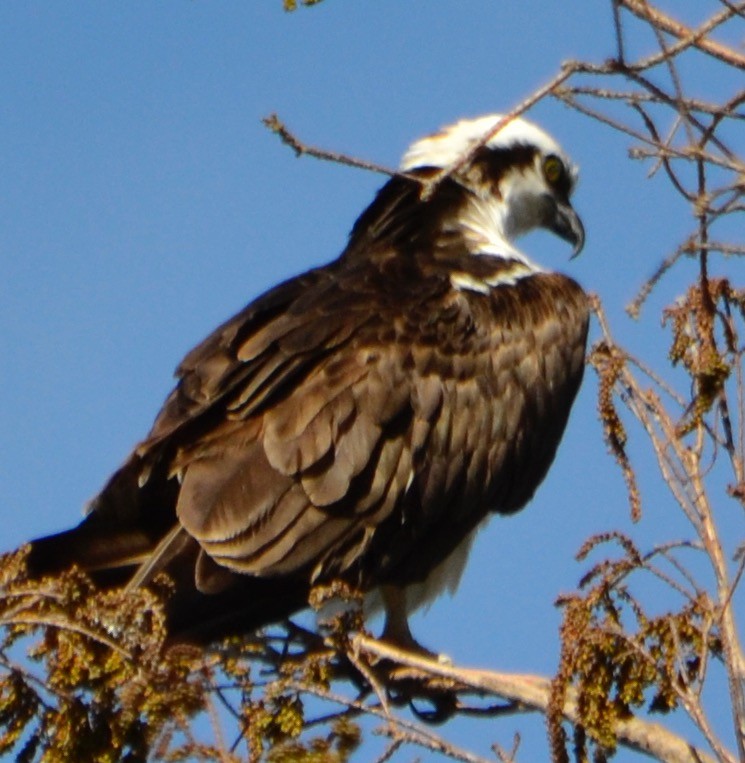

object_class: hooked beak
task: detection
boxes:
[549,199,585,258]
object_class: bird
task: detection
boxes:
[26,114,589,650]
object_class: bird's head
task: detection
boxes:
[400,114,585,259]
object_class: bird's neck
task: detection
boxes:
[440,192,539,268]
[345,175,541,278]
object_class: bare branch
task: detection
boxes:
[354,636,719,763]
[262,113,398,176]
[618,0,745,68]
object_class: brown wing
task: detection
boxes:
[27,246,588,639]
[119,251,589,592]
[155,256,449,585]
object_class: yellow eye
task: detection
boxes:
[543,155,563,186]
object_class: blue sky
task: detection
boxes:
[1,2,740,760]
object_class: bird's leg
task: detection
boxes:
[379,585,456,720]
[380,585,435,657]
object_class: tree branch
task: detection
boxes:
[354,635,719,763]
[618,0,745,68]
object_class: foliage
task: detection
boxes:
[1,1,743,762]
[282,0,325,12]
[550,533,722,761]
[0,549,205,761]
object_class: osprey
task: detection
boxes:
[28,114,589,648]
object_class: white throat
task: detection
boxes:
[442,191,543,274]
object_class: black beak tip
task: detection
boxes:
[551,200,585,259]
[569,219,585,259]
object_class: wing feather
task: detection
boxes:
[263,373,363,473]
[176,441,293,542]
[91,252,588,603]
[300,411,380,506]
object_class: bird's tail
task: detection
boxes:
[26,517,311,643]
[26,451,180,584]
[24,463,311,644]
[26,513,168,587]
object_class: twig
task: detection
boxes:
[555,85,745,119]
[618,0,745,68]
[373,737,404,763]
[627,243,690,318]
[262,113,398,176]
[346,634,393,719]
[290,678,493,763]
[493,733,521,763]
[3,614,132,658]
